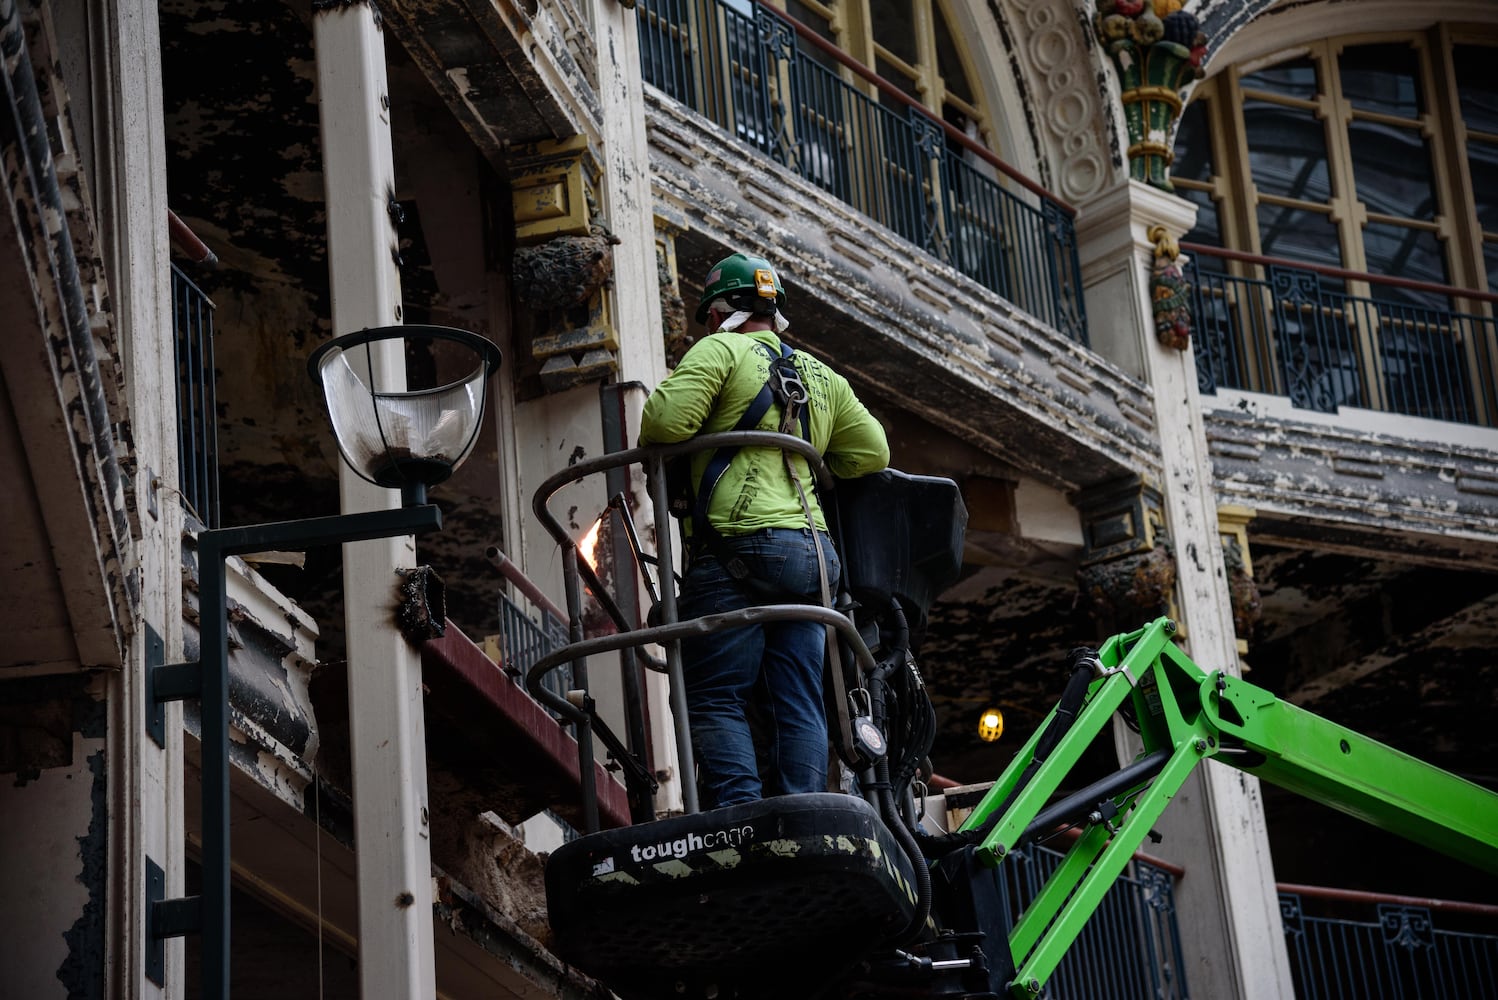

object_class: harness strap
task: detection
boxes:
[689,341,809,558]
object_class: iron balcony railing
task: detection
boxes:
[638,0,1087,345]
[498,591,572,714]
[172,261,220,528]
[990,842,1188,999]
[1279,886,1498,999]
[487,547,574,716]
[1184,243,1498,427]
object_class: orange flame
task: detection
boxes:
[578,519,603,571]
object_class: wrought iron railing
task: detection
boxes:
[498,591,572,712]
[488,547,575,716]
[638,0,1087,344]
[1184,244,1498,427]
[171,262,220,528]
[1279,887,1498,999]
[991,843,1189,999]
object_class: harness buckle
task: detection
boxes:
[768,356,807,407]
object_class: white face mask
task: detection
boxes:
[714,307,790,333]
[713,309,755,332]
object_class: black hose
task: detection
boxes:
[877,754,932,946]
[873,597,911,684]
[914,648,1101,860]
[1018,749,1172,846]
[881,600,935,796]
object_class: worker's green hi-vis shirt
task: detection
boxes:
[639,329,889,535]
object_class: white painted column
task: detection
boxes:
[102,0,183,994]
[590,0,682,812]
[313,7,436,998]
[1076,179,1294,1000]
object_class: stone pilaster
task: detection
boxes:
[1075,177,1294,1000]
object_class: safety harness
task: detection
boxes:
[673,339,811,587]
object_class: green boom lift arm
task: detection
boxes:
[953,616,1498,999]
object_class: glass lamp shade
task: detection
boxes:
[308,325,501,496]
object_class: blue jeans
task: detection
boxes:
[677,527,841,808]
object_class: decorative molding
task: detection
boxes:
[1457,469,1498,498]
[509,135,600,245]
[1093,0,1208,190]
[991,0,1115,203]
[1148,224,1191,349]
[1075,474,1167,564]
[1077,545,1178,637]
[653,221,690,368]
[1216,504,1260,654]
[506,135,620,393]
[1197,0,1498,73]
[1074,474,1178,636]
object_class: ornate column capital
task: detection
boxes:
[507,136,621,394]
[1216,504,1261,655]
[1093,0,1208,190]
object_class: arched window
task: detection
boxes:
[778,0,994,151]
[1173,27,1497,425]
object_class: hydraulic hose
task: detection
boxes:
[877,753,932,946]
[873,597,910,685]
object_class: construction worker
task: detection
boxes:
[639,252,890,807]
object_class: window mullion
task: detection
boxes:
[1429,24,1487,294]
[1324,37,1388,411]
[912,0,939,107]
[1429,24,1496,425]
[1220,72,1261,259]
[1319,39,1364,273]
[1215,71,1282,395]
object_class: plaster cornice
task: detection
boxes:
[1206,404,1498,569]
[1197,0,1498,74]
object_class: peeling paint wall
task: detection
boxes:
[0,674,108,998]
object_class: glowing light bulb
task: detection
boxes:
[978,707,1004,743]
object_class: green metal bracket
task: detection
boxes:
[955,616,1498,999]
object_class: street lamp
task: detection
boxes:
[309,325,501,506]
[145,325,501,999]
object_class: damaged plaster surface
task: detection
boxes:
[1206,393,1498,568]
[0,675,108,998]
[646,91,1161,496]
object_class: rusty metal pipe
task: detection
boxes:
[168,208,218,265]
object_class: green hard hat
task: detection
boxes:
[695,252,786,323]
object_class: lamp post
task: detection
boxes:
[146,325,500,999]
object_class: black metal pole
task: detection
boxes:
[600,384,651,803]
[158,503,442,1000]
[198,532,231,999]
[561,543,600,834]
